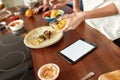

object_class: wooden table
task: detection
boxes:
[2,6,120,80]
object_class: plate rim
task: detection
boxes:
[24,26,63,49]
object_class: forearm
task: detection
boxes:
[43,0,48,4]
[73,0,80,12]
[73,0,79,9]
[83,3,119,19]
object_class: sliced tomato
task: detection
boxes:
[7,15,19,23]
[42,11,51,17]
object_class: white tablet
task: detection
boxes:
[58,38,97,64]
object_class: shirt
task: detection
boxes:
[0,0,2,4]
[82,0,120,41]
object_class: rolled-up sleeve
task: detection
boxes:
[114,1,120,14]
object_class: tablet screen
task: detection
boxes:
[58,38,97,64]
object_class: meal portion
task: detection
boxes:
[31,30,53,45]
[8,19,24,31]
[0,10,12,21]
[38,63,60,80]
[42,9,64,19]
[8,20,24,28]
[24,26,63,48]
[7,15,19,23]
[50,19,67,31]
[98,69,120,80]
[50,10,58,18]
[9,22,21,26]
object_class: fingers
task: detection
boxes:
[42,6,48,12]
[34,4,48,14]
[60,14,69,20]
[49,0,64,9]
[49,0,58,8]
[59,14,76,32]
[57,20,70,32]
[34,6,43,14]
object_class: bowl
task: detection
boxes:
[49,18,67,31]
[8,19,24,31]
[37,63,60,80]
[42,9,64,22]
[0,22,6,32]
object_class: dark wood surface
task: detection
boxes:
[1,6,120,80]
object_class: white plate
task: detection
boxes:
[0,10,12,21]
[24,26,63,48]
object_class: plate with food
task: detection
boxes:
[98,69,120,80]
[0,10,12,21]
[49,18,67,31]
[0,4,6,13]
[42,9,64,22]
[24,26,63,48]
[8,19,24,31]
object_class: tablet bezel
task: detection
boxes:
[57,38,97,64]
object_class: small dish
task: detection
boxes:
[0,10,12,21]
[42,9,64,22]
[49,18,67,31]
[8,19,24,31]
[0,22,7,32]
[37,63,60,80]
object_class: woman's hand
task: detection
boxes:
[49,0,72,9]
[34,4,48,14]
[60,12,85,32]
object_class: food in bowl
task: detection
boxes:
[98,69,120,80]
[31,30,53,45]
[50,9,58,18]
[38,63,60,80]
[8,19,24,31]
[50,19,67,31]
[42,9,64,22]
[9,22,21,26]
[7,15,19,23]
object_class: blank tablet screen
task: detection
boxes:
[58,38,97,64]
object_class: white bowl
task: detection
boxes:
[38,63,60,80]
[8,19,24,31]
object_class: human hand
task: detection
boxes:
[49,0,71,9]
[34,4,48,14]
[59,12,85,32]
[73,8,81,12]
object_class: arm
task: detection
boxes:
[34,0,48,14]
[43,0,48,5]
[73,0,80,12]
[60,3,119,32]
[49,0,72,9]
[83,3,118,19]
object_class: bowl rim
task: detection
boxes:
[42,9,64,19]
[37,63,60,80]
[8,19,24,27]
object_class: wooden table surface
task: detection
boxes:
[1,6,120,80]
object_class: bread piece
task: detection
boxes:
[98,69,120,80]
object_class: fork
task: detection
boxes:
[81,72,95,80]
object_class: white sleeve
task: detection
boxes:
[114,1,120,14]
